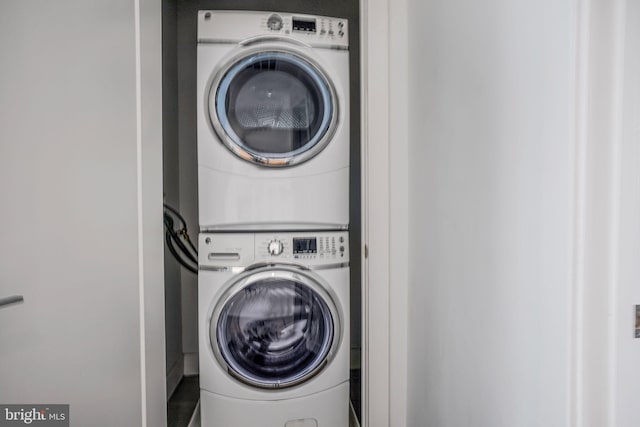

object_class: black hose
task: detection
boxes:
[164,214,198,265]
[164,203,189,229]
[162,203,198,274]
[185,233,198,258]
[166,221,197,264]
[164,203,198,257]
[165,230,197,274]
[177,228,198,263]
[167,234,197,274]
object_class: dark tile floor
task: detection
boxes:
[350,369,361,420]
[167,376,199,427]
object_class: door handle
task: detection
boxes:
[0,295,24,309]
[208,252,241,261]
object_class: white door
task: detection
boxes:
[0,0,165,425]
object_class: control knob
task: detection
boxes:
[267,240,284,256]
[267,14,283,31]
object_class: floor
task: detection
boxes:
[167,376,199,427]
[350,369,361,419]
[167,374,361,427]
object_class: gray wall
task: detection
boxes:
[168,0,361,369]
[162,0,184,392]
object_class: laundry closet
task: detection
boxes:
[161,1,361,425]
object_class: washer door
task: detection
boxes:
[211,267,340,389]
[207,49,337,167]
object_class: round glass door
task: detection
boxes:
[211,268,338,388]
[208,50,337,167]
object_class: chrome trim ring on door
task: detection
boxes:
[205,44,339,167]
[209,265,342,389]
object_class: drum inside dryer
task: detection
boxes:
[209,51,337,165]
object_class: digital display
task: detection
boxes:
[292,18,316,33]
[293,238,317,254]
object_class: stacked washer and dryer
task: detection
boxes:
[196,10,351,427]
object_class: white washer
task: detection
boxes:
[197,11,350,231]
[198,231,350,427]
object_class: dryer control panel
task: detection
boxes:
[198,10,349,50]
[199,231,349,269]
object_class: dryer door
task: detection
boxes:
[211,266,340,389]
[207,49,337,167]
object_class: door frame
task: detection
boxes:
[359,0,409,425]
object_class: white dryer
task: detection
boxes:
[198,231,350,427]
[197,11,350,231]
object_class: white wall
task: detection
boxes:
[615,0,640,424]
[405,1,575,425]
[0,0,165,425]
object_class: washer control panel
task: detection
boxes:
[198,11,349,49]
[256,231,349,265]
[199,231,349,269]
[263,13,348,40]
